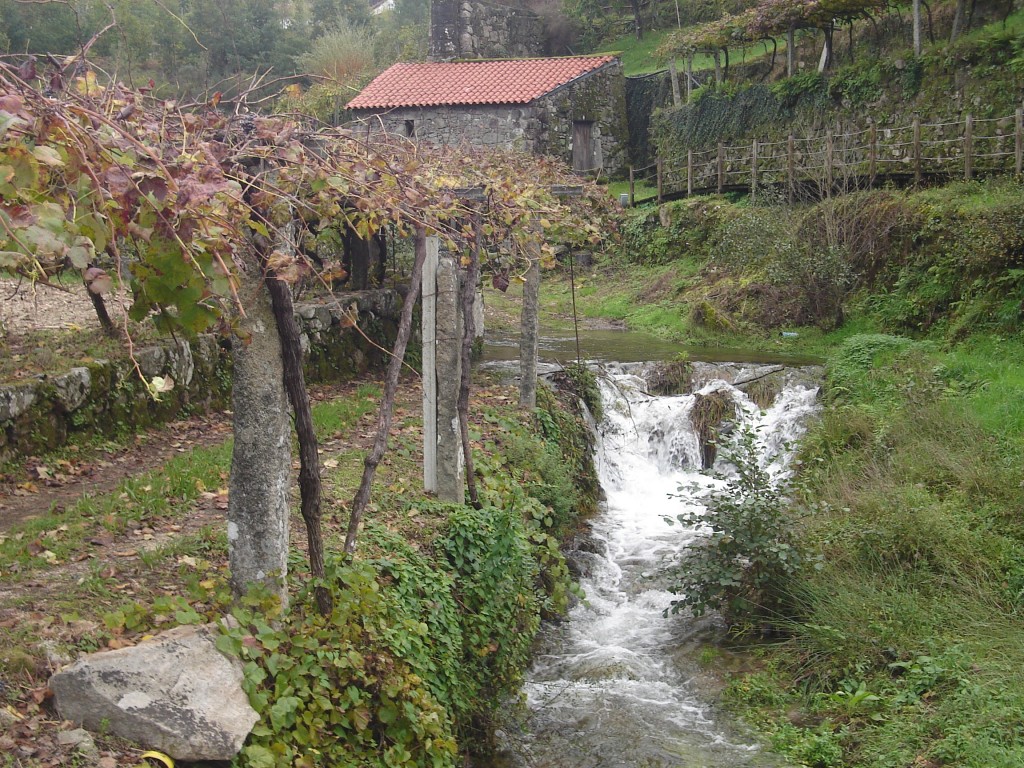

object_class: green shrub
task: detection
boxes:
[436,505,540,715]
[665,428,808,626]
[225,561,461,768]
[224,501,560,768]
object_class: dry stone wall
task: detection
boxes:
[0,290,403,462]
[373,104,539,150]
[534,62,630,176]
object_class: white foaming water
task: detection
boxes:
[501,363,820,768]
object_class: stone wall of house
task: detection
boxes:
[430,0,545,61]
[367,104,539,150]
[0,291,403,463]
[534,61,630,176]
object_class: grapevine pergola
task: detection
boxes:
[0,60,614,613]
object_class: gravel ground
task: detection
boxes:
[0,277,129,336]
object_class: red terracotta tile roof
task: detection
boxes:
[347,56,617,110]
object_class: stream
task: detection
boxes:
[490,354,821,768]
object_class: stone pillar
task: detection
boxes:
[434,252,464,503]
[429,0,461,61]
[227,273,291,608]
[422,236,439,493]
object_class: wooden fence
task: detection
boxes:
[628,107,1024,204]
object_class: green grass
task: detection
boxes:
[592,28,783,76]
[314,382,380,440]
[0,384,384,579]
[593,29,672,75]
[0,439,233,579]
[724,333,1024,767]
[607,178,659,203]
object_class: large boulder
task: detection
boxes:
[48,623,258,761]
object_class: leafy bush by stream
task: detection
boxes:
[665,428,808,626]
[594,177,1024,345]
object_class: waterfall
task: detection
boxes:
[496,362,820,768]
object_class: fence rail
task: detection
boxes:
[630,107,1024,204]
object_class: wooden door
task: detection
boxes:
[573,121,594,172]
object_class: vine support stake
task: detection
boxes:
[669,59,681,107]
[1016,106,1023,176]
[913,115,922,185]
[628,166,635,206]
[717,143,724,194]
[687,150,693,197]
[964,113,974,181]
[825,127,834,196]
[519,220,541,410]
[422,234,439,493]
[751,139,758,202]
[457,213,482,509]
[433,250,464,505]
[568,249,582,367]
[787,134,795,204]
[869,122,878,187]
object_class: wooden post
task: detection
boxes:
[519,223,541,410]
[1016,106,1023,176]
[657,157,664,202]
[686,54,693,101]
[964,113,974,180]
[751,139,759,202]
[869,122,877,187]
[687,149,693,196]
[629,166,635,206]
[787,134,795,204]
[421,235,439,493]
[668,60,682,107]
[717,143,725,193]
[825,128,834,195]
[913,115,922,185]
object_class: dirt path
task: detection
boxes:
[0,413,232,533]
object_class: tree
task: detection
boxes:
[748,0,817,77]
[660,10,760,82]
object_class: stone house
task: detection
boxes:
[346,56,629,175]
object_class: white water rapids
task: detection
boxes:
[495,362,821,768]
